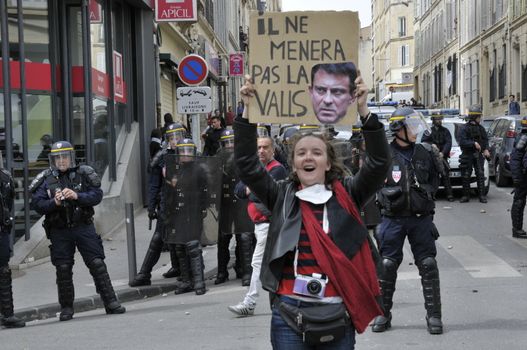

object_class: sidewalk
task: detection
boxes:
[11,208,220,322]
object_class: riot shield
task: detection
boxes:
[218,148,254,235]
[163,154,222,245]
[331,139,354,173]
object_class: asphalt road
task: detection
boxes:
[2,183,527,350]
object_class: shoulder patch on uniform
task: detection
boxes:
[28,168,52,193]
[78,165,101,188]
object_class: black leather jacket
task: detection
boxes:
[233,115,390,294]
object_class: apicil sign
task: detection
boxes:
[155,0,197,22]
[229,53,244,77]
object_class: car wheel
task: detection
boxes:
[495,162,509,187]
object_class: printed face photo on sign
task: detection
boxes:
[308,62,357,124]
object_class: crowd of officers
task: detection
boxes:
[1,104,526,333]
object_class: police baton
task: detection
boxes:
[148,218,152,231]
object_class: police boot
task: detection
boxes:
[372,258,398,333]
[0,266,25,328]
[129,230,164,287]
[511,198,527,238]
[239,233,254,287]
[163,244,181,279]
[476,171,487,203]
[88,258,126,315]
[459,176,471,203]
[443,176,455,202]
[187,240,206,295]
[56,264,75,321]
[174,244,193,295]
[214,234,231,285]
[418,257,443,335]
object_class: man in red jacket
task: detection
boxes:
[228,136,287,316]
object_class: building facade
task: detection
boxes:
[0,0,273,264]
[414,0,460,109]
[359,25,374,99]
[372,0,415,101]
[414,0,527,116]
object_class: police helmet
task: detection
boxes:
[220,129,235,149]
[176,138,197,156]
[351,123,362,137]
[521,116,527,133]
[430,111,444,121]
[389,107,430,135]
[298,124,320,135]
[49,141,76,171]
[40,134,53,147]
[165,123,186,143]
[282,127,300,144]
[257,124,270,138]
[467,105,482,121]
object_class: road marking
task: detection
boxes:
[437,236,521,278]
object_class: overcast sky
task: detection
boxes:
[281,0,372,27]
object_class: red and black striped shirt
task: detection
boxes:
[276,202,339,298]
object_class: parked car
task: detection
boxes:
[487,115,525,186]
[419,118,490,194]
[481,117,494,132]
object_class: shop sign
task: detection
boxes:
[113,51,125,102]
[229,53,244,76]
[155,0,197,22]
[89,0,102,24]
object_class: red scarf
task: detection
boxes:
[299,180,382,334]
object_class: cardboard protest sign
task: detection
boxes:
[248,11,359,125]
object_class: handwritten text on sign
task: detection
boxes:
[248,11,359,125]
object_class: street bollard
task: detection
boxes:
[125,203,137,284]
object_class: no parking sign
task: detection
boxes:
[177,54,209,86]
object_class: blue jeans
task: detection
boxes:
[270,296,356,350]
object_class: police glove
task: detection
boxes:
[148,210,158,221]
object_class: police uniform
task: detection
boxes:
[510,117,527,239]
[215,130,254,286]
[30,141,125,321]
[0,168,25,328]
[129,123,186,287]
[421,113,454,201]
[372,107,443,335]
[459,106,489,203]
[166,139,209,296]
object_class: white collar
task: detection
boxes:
[295,184,333,204]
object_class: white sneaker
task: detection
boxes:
[228,302,255,317]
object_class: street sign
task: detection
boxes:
[178,54,209,86]
[229,53,244,76]
[177,86,211,99]
[177,99,212,114]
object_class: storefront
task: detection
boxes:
[0,0,156,242]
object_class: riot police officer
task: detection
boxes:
[30,141,125,321]
[165,139,212,295]
[510,116,527,239]
[277,126,299,172]
[215,129,254,286]
[459,105,490,203]
[372,107,443,335]
[0,162,25,328]
[129,123,186,286]
[422,111,454,201]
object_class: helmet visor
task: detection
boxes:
[166,129,185,143]
[257,126,269,137]
[404,112,430,136]
[49,150,76,171]
[221,137,234,149]
[177,144,196,156]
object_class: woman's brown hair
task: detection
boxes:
[287,132,349,188]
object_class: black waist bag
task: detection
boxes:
[278,301,350,345]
